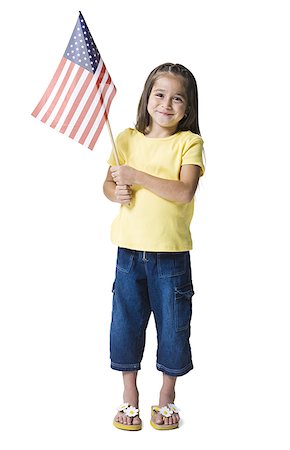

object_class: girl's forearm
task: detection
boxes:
[110,164,200,204]
[134,170,193,203]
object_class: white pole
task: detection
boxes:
[106,119,119,166]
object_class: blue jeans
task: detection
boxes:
[110,247,194,377]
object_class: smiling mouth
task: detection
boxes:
[157,111,174,116]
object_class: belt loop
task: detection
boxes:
[142,251,149,262]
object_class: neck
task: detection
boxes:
[145,125,178,138]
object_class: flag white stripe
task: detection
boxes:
[83,82,115,147]
[74,71,109,142]
[53,69,89,132]
[61,60,104,137]
[46,64,80,127]
[38,59,72,121]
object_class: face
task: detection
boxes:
[147,73,187,137]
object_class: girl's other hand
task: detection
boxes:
[114,184,132,204]
[110,165,138,186]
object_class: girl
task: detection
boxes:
[103,63,205,430]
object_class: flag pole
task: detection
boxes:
[106,119,120,166]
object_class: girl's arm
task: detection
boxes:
[110,164,201,204]
[103,167,132,204]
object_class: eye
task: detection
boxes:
[155,92,164,98]
[173,96,183,103]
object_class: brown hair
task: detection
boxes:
[136,63,200,135]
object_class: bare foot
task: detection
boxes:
[154,385,180,426]
[114,387,141,426]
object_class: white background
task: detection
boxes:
[1,0,290,448]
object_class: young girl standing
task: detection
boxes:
[103,63,205,430]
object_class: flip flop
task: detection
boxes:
[113,403,142,431]
[150,404,180,430]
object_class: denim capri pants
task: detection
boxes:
[110,247,195,377]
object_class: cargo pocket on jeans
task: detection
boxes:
[174,283,194,332]
[111,281,117,317]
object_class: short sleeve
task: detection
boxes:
[181,136,205,176]
[107,131,126,166]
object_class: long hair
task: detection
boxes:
[136,63,200,135]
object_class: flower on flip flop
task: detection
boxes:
[168,403,180,413]
[118,402,129,412]
[124,406,139,417]
[159,406,173,417]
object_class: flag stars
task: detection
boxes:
[64,16,101,73]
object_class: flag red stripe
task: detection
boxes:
[31,57,67,118]
[87,115,106,151]
[69,64,107,139]
[88,86,116,150]
[59,71,93,134]
[41,62,74,123]
[50,66,85,129]
[78,83,110,145]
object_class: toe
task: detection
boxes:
[132,416,141,425]
[155,413,164,425]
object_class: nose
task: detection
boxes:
[162,97,172,109]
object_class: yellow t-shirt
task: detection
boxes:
[107,128,205,252]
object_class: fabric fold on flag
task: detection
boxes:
[32,11,116,150]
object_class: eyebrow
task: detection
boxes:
[152,88,186,97]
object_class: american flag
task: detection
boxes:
[32,11,116,150]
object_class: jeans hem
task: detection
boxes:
[156,362,193,377]
[111,361,141,372]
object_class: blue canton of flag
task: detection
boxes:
[64,13,101,73]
